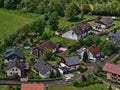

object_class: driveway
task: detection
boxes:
[64,74,74,78]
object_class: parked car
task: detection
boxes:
[65,77,73,82]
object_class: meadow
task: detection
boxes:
[0,9,39,40]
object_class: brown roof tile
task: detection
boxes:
[87,45,101,56]
[71,22,92,35]
[103,63,120,75]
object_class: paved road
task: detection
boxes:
[0,50,119,86]
[43,51,120,85]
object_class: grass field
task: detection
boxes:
[48,83,108,90]
[0,85,20,90]
[0,9,39,40]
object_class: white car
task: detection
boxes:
[65,77,73,82]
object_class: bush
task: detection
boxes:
[77,65,87,73]
[73,74,102,87]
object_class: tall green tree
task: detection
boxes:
[47,11,58,30]
[65,3,80,19]
[83,51,88,62]
[29,18,46,35]
[42,48,52,61]
[0,0,4,8]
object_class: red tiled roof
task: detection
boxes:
[103,63,120,75]
[21,83,44,90]
[87,45,101,56]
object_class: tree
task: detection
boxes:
[81,75,86,82]
[30,58,36,65]
[84,36,94,47]
[30,38,33,43]
[42,48,52,61]
[108,85,112,90]
[29,18,46,35]
[56,69,61,77]
[65,3,80,19]
[4,0,21,9]
[94,37,102,46]
[47,11,58,30]
[50,70,55,78]
[83,51,88,62]
[0,0,4,8]
[99,41,118,56]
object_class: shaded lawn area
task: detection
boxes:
[0,85,20,90]
[50,36,77,48]
[0,9,39,39]
[48,83,108,90]
[58,15,95,28]
[106,20,120,32]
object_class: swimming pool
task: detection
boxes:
[24,46,30,49]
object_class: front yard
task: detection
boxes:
[48,83,108,90]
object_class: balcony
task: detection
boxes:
[111,78,117,82]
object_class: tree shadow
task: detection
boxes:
[67,17,85,22]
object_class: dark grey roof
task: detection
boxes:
[5,47,24,59]
[33,61,53,75]
[97,17,113,25]
[64,56,80,66]
[5,59,26,71]
[109,30,120,41]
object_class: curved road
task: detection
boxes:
[0,50,119,86]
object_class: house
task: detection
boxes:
[31,41,57,56]
[109,30,120,45]
[103,63,120,83]
[33,60,56,78]
[87,45,104,62]
[77,48,86,58]
[4,47,24,63]
[61,56,80,71]
[4,59,26,77]
[92,23,101,31]
[55,30,62,35]
[58,67,70,75]
[62,22,92,40]
[21,83,45,90]
[95,17,113,29]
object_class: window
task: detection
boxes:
[10,72,12,75]
[72,32,74,35]
[12,69,14,71]
[16,69,17,71]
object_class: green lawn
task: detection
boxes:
[0,85,20,90]
[48,83,108,90]
[0,9,39,39]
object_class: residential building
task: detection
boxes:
[103,63,120,83]
[33,60,56,78]
[109,30,120,45]
[95,17,113,29]
[87,45,104,62]
[31,41,57,56]
[4,47,24,63]
[21,83,45,90]
[62,22,92,40]
[4,59,26,77]
[61,56,80,71]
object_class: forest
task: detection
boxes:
[0,0,120,16]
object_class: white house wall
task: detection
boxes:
[6,67,21,76]
[39,71,50,78]
[69,65,80,71]
[62,30,79,40]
